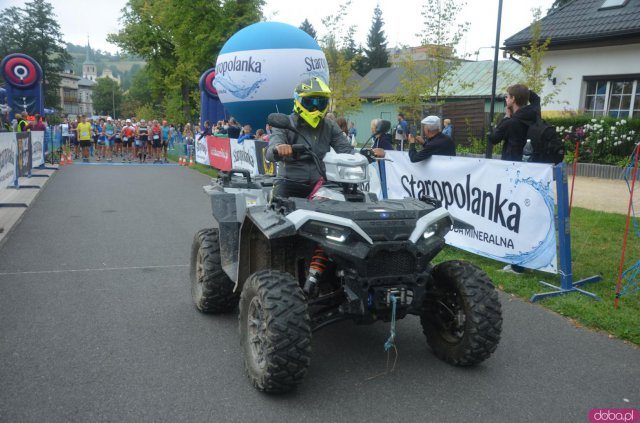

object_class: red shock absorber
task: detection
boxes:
[304,246,329,296]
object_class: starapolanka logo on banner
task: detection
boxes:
[384,152,558,273]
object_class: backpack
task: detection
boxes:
[521,117,565,164]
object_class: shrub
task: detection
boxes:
[546,115,640,166]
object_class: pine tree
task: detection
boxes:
[362,5,389,75]
[299,19,317,40]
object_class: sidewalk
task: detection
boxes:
[565,175,632,215]
[0,166,58,246]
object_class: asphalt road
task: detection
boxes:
[0,163,638,423]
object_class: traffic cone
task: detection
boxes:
[67,153,73,164]
[189,157,194,166]
[59,154,66,166]
[179,156,184,166]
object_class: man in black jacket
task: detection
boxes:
[407,115,456,162]
[489,84,541,161]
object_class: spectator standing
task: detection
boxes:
[442,118,453,138]
[27,114,46,131]
[348,121,358,147]
[395,113,409,151]
[336,117,349,137]
[16,113,28,132]
[488,84,540,274]
[370,119,394,150]
[489,84,540,162]
[226,118,241,139]
[183,123,194,161]
[407,115,455,162]
[237,124,254,142]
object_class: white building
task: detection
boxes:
[504,0,640,117]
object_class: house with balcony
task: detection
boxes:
[503,0,640,117]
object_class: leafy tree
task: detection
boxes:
[381,0,469,128]
[92,77,123,117]
[417,0,469,103]
[0,0,71,108]
[319,1,363,117]
[109,0,263,123]
[299,19,317,40]
[361,5,389,75]
[509,8,567,107]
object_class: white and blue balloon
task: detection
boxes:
[212,21,329,131]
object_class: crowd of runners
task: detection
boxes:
[61,115,193,164]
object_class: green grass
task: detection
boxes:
[436,206,640,345]
[169,147,639,345]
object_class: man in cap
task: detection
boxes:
[407,115,455,162]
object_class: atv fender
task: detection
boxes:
[234,207,298,292]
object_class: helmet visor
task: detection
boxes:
[300,96,329,112]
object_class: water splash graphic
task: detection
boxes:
[458,176,557,272]
[214,76,267,100]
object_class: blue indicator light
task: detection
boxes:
[380,212,390,219]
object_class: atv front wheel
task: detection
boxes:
[421,260,502,366]
[239,270,312,393]
[190,228,238,313]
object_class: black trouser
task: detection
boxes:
[271,179,314,199]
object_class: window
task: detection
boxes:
[599,0,629,9]
[584,81,607,117]
[583,78,639,118]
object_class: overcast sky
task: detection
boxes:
[3,0,555,61]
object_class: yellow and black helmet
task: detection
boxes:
[293,77,331,128]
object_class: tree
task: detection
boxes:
[0,0,71,108]
[509,8,567,107]
[299,19,317,40]
[319,1,363,117]
[361,5,389,75]
[92,77,123,117]
[382,0,469,128]
[108,0,263,123]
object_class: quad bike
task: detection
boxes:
[190,113,502,393]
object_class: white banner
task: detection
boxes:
[0,132,17,189]
[30,131,44,166]
[215,48,329,103]
[384,152,557,273]
[358,162,383,199]
[195,135,209,166]
[230,139,259,174]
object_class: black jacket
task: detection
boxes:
[408,132,456,162]
[489,91,541,161]
[372,133,394,150]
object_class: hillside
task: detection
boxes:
[66,43,145,89]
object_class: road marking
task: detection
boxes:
[0,264,188,276]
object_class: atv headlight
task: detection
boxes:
[337,164,367,182]
[409,208,454,244]
[423,217,452,239]
[302,221,352,243]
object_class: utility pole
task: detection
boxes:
[486,0,503,158]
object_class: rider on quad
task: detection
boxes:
[266,76,384,198]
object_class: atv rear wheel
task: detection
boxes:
[239,270,311,393]
[421,260,502,366]
[190,228,238,313]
